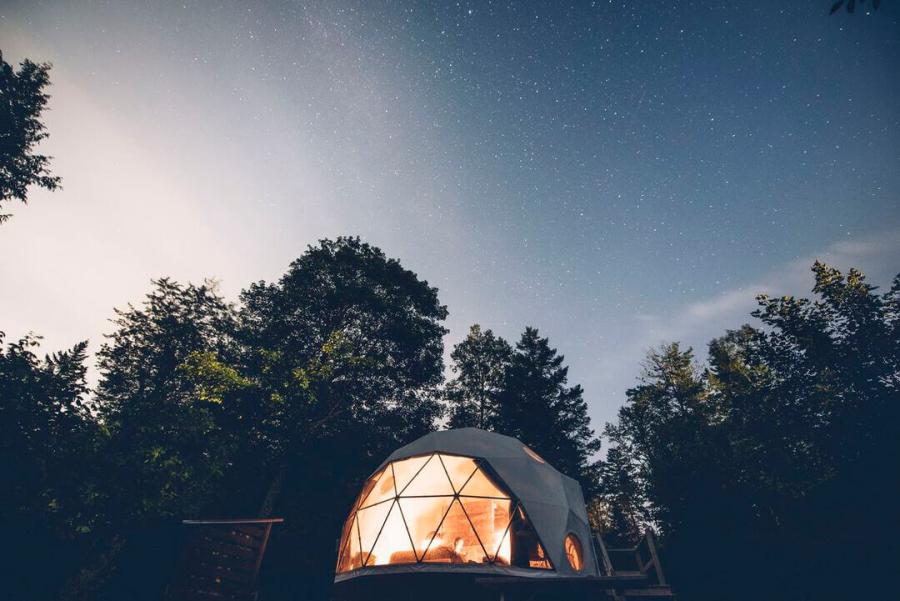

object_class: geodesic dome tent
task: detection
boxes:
[334,428,599,583]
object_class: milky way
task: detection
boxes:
[1,1,898,428]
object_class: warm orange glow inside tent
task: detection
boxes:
[336,453,551,573]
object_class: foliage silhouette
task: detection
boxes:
[3,255,897,600]
[0,51,60,223]
[597,262,900,600]
[445,324,512,430]
[496,327,603,497]
[829,0,882,14]
[445,325,602,497]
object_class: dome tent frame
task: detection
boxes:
[334,428,600,582]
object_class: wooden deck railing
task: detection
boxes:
[168,518,284,601]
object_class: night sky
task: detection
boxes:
[2,1,898,429]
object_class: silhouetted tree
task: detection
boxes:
[445,324,513,429]
[234,237,448,599]
[599,263,900,600]
[43,280,245,601]
[96,279,241,524]
[0,51,60,223]
[496,327,602,495]
[0,332,95,530]
[830,0,881,14]
[0,333,102,599]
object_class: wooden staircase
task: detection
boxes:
[594,531,675,601]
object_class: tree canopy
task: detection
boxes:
[3,253,897,601]
[0,51,60,223]
[445,324,512,430]
[446,325,602,496]
[597,262,900,600]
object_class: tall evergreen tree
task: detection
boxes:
[445,324,512,429]
[496,327,601,494]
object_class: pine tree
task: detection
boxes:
[445,324,512,429]
[496,327,601,494]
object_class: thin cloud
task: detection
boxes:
[589,227,900,426]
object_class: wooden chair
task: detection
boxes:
[168,518,283,601]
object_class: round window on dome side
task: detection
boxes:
[564,533,583,572]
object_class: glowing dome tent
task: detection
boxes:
[334,428,599,583]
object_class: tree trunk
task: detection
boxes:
[58,534,126,601]
[258,461,288,517]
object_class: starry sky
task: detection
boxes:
[1,1,898,431]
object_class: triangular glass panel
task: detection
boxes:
[459,467,508,498]
[507,505,552,569]
[391,454,431,495]
[398,496,454,561]
[354,469,381,509]
[401,454,454,497]
[459,496,513,562]
[335,532,349,572]
[422,499,488,564]
[335,512,355,571]
[491,519,512,566]
[357,499,393,562]
[530,542,552,569]
[359,466,396,508]
[337,514,362,572]
[438,454,478,493]
[367,501,416,566]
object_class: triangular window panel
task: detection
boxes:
[398,496,454,561]
[459,467,507,498]
[423,499,487,564]
[391,454,431,495]
[491,518,512,566]
[459,497,513,562]
[354,469,381,510]
[337,514,362,572]
[367,501,415,566]
[336,513,355,571]
[357,499,393,562]
[507,505,552,570]
[359,466,396,509]
[529,542,552,569]
[401,454,454,497]
[438,454,478,493]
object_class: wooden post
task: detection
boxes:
[594,533,615,576]
[644,530,667,586]
[254,522,274,576]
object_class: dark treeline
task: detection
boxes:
[1,237,602,601]
[595,263,900,600]
[3,238,897,600]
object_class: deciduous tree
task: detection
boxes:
[0,51,60,223]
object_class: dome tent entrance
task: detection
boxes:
[334,428,599,582]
